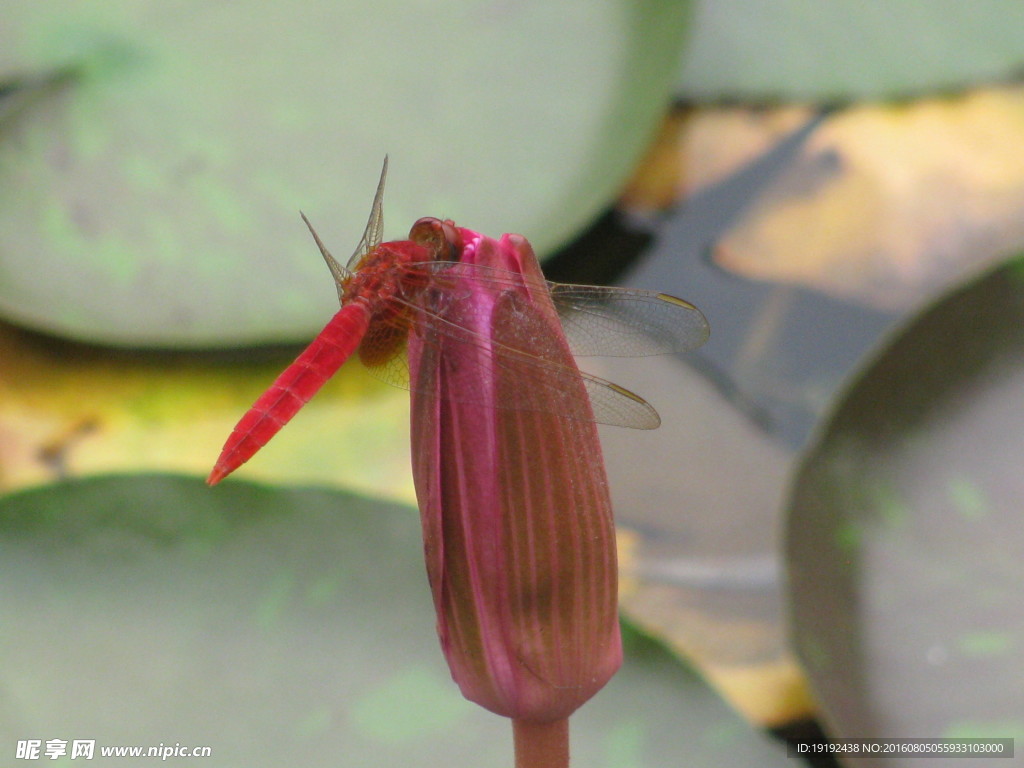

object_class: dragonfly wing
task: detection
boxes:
[485,330,661,429]
[401,262,709,358]
[302,159,390,297]
[488,289,662,428]
[404,281,662,429]
[580,373,660,429]
[301,213,347,299]
[549,283,710,357]
[208,303,371,484]
[354,262,697,429]
[346,156,388,271]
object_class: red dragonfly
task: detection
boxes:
[208,158,709,485]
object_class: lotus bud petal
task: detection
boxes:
[408,224,622,722]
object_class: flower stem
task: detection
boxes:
[512,718,570,768]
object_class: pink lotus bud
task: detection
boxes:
[407,219,622,722]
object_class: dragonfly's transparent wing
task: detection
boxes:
[346,156,388,271]
[580,375,660,428]
[300,157,389,301]
[363,322,660,429]
[463,287,662,428]
[548,283,710,357]
[403,263,710,357]
[399,261,708,356]
[300,212,347,300]
[357,268,662,428]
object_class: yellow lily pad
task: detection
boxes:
[707,87,1024,312]
[0,322,415,501]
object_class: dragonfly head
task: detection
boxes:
[409,217,462,262]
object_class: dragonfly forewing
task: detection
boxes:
[357,275,663,429]
[549,284,709,357]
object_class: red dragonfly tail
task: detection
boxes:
[207,304,371,485]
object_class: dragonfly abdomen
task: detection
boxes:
[207,304,371,485]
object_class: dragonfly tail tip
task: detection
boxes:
[206,466,229,486]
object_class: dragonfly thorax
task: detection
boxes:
[341,240,431,307]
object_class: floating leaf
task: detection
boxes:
[597,352,813,727]
[0,475,792,767]
[711,87,1024,312]
[0,0,690,346]
[787,253,1024,746]
[619,106,815,212]
[678,1,1024,102]
[0,323,413,500]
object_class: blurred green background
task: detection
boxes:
[3,2,1024,766]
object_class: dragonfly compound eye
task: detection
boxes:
[410,217,462,261]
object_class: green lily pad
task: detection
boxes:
[786,254,1024,750]
[0,0,689,347]
[0,475,790,767]
[678,1,1024,102]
